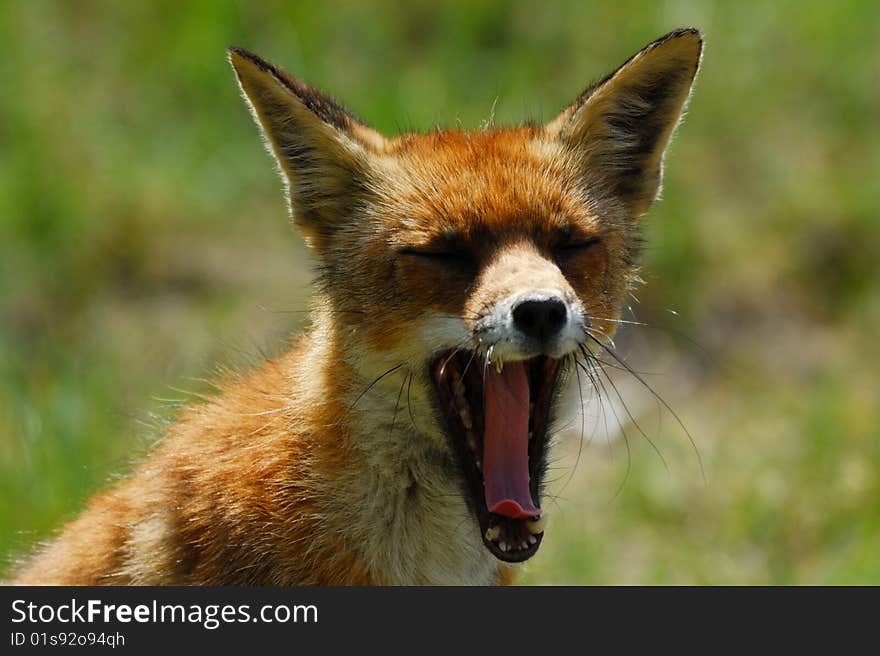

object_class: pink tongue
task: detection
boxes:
[483,361,541,519]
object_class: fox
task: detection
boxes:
[11,28,702,585]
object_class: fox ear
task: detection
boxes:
[546,28,702,216]
[228,47,387,247]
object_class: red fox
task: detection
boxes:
[12,29,702,585]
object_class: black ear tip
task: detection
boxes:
[227,46,248,67]
[227,45,247,59]
[227,46,270,70]
[649,27,703,63]
[227,47,287,85]
[665,27,703,52]
[667,27,702,41]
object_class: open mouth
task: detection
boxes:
[434,351,561,563]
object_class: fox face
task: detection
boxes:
[229,29,701,567]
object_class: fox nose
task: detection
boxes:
[512,296,568,343]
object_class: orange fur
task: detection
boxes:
[12,29,701,586]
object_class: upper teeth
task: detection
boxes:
[459,405,473,429]
[451,373,473,429]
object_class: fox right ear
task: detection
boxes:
[546,29,702,217]
[228,47,387,248]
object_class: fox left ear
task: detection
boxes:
[546,28,702,216]
[228,47,388,250]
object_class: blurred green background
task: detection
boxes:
[2,0,878,583]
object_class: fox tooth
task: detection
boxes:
[527,534,537,545]
[494,357,504,374]
[453,378,466,399]
[485,526,500,541]
[526,515,546,535]
[459,406,473,429]
[499,541,508,552]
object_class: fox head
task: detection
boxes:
[229,29,701,564]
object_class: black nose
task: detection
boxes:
[512,296,568,343]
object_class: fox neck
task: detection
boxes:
[300,310,502,585]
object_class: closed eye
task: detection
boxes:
[554,237,601,258]
[400,248,472,264]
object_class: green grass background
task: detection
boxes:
[2,0,878,583]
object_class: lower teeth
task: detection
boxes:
[485,524,541,551]
[526,516,546,535]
